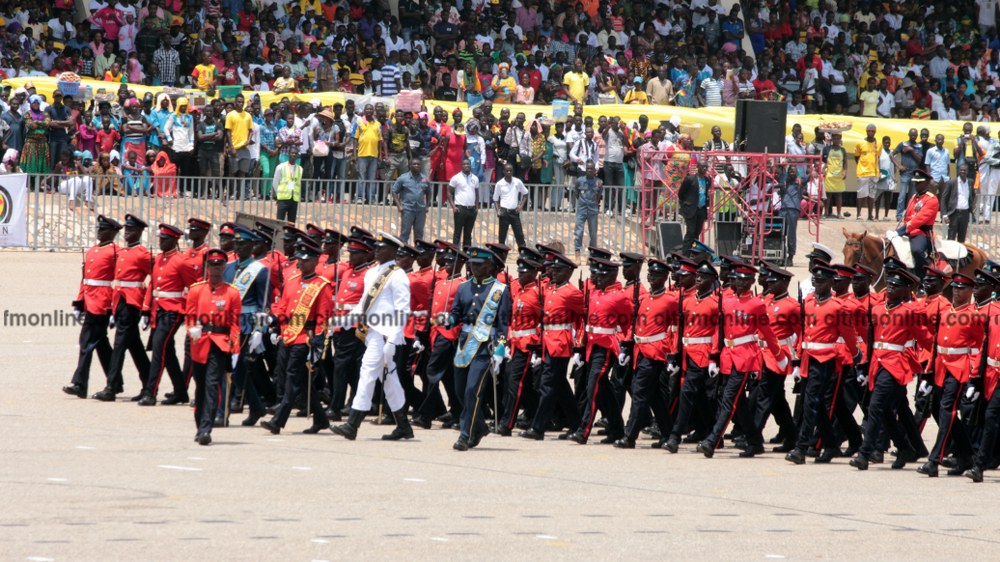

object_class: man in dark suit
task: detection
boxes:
[678,161,711,251]
[939,164,975,242]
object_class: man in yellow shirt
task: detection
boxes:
[191,52,217,91]
[858,77,879,117]
[563,58,590,104]
[854,123,880,221]
[225,95,255,192]
[623,76,649,104]
[352,103,384,203]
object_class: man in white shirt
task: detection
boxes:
[941,164,974,242]
[332,232,413,441]
[492,162,528,249]
[449,159,480,247]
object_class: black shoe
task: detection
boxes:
[871,451,885,464]
[651,438,665,449]
[696,440,715,458]
[594,417,608,429]
[260,419,281,435]
[599,433,622,445]
[161,394,190,405]
[92,388,117,402]
[229,400,243,414]
[331,409,367,440]
[324,408,342,422]
[196,433,212,446]
[453,438,469,451]
[849,455,869,470]
[948,458,972,477]
[965,466,984,483]
[436,412,455,424]
[138,395,156,406]
[302,422,331,434]
[441,419,458,430]
[940,455,957,469]
[164,392,175,400]
[664,437,679,454]
[411,416,432,430]
[62,384,87,398]
[842,445,860,458]
[557,431,574,440]
[213,416,226,428]
[130,393,144,402]
[682,431,701,444]
[772,441,796,453]
[496,426,512,437]
[613,438,635,449]
[769,434,785,444]
[785,449,806,465]
[241,410,265,427]
[739,445,765,458]
[917,461,939,477]
[569,431,587,445]
[519,429,544,441]
[382,408,415,441]
[890,449,917,470]
[815,448,839,464]
[805,446,819,458]
[733,436,748,451]
[265,405,278,415]
[469,429,487,448]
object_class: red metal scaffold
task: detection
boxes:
[635,149,824,262]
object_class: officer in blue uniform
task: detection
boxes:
[448,246,512,451]
[223,226,271,427]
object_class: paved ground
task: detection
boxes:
[4,249,1000,561]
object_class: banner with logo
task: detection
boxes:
[0,173,28,247]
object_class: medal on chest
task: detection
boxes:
[215,299,226,311]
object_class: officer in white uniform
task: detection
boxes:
[332,231,414,441]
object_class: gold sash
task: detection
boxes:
[281,279,327,343]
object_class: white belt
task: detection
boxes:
[544,323,572,330]
[777,337,794,347]
[335,303,356,311]
[988,357,1000,368]
[937,346,980,355]
[114,280,145,288]
[803,342,837,350]
[411,310,429,317]
[873,340,915,352]
[586,326,619,335]
[683,336,713,345]
[510,328,538,338]
[153,290,184,298]
[635,333,666,344]
[83,278,113,287]
[835,337,846,344]
[725,335,758,348]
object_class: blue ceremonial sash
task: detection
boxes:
[453,280,506,368]
[234,260,266,315]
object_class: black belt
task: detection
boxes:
[305,320,316,331]
[202,325,229,334]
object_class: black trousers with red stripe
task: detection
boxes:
[859,368,909,459]
[825,367,862,450]
[106,301,150,394]
[973,389,1000,468]
[624,355,672,441]
[796,359,838,452]
[192,344,226,435]
[578,346,624,440]
[502,348,537,430]
[929,374,974,462]
[531,355,579,435]
[143,309,185,399]
[751,369,796,440]
[706,370,762,449]
[70,311,113,392]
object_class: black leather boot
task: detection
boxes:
[382,408,415,440]
[331,409,367,440]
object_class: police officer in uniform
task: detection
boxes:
[63,215,120,398]
[448,246,511,450]
[185,249,242,445]
[94,214,152,401]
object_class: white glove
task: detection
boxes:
[617,351,629,366]
[309,346,321,364]
[249,330,263,352]
[231,353,239,370]
[777,355,788,370]
[792,367,801,383]
[569,352,583,370]
[530,353,543,368]
[412,339,425,354]
[919,380,933,396]
[108,314,116,329]
[491,354,503,372]
[73,309,83,322]
[383,341,397,360]
[885,230,898,240]
[856,373,868,385]
[188,322,202,342]
[269,331,280,345]
[707,361,719,378]
[966,386,981,402]
[666,362,681,376]
[141,314,150,331]
[505,346,513,360]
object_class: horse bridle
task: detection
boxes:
[845,236,889,287]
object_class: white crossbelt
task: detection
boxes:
[725,335,758,348]
[635,333,666,344]
[544,323,572,330]
[988,357,1000,368]
[509,328,537,338]
[82,279,113,287]
[411,310,429,317]
[586,326,619,335]
[873,340,916,352]
[683,336,713,345]
[937,346,980,355]
[802,341,837,350]
[153,290,184,298]
[114,280,145,288]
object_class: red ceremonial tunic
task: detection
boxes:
[542,280,585,358]
[720,291,782,375]
[76,241,118,315]
[271,273,333,346]
[185,280,242,363]
[867,300,931,388]
[509,280,541,353]
[584,283,633,360]
[111,242,151,311]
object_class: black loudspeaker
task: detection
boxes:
[734,100,787,154]
[715,221,742,258]
[656,221,684,258]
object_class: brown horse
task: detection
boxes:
[842,228,988,290]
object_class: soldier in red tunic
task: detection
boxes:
[63,215,120,399]
[499,253,543,435]
[327,233,375,419]
[966,269,1000,482]
[185,249,241,445]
